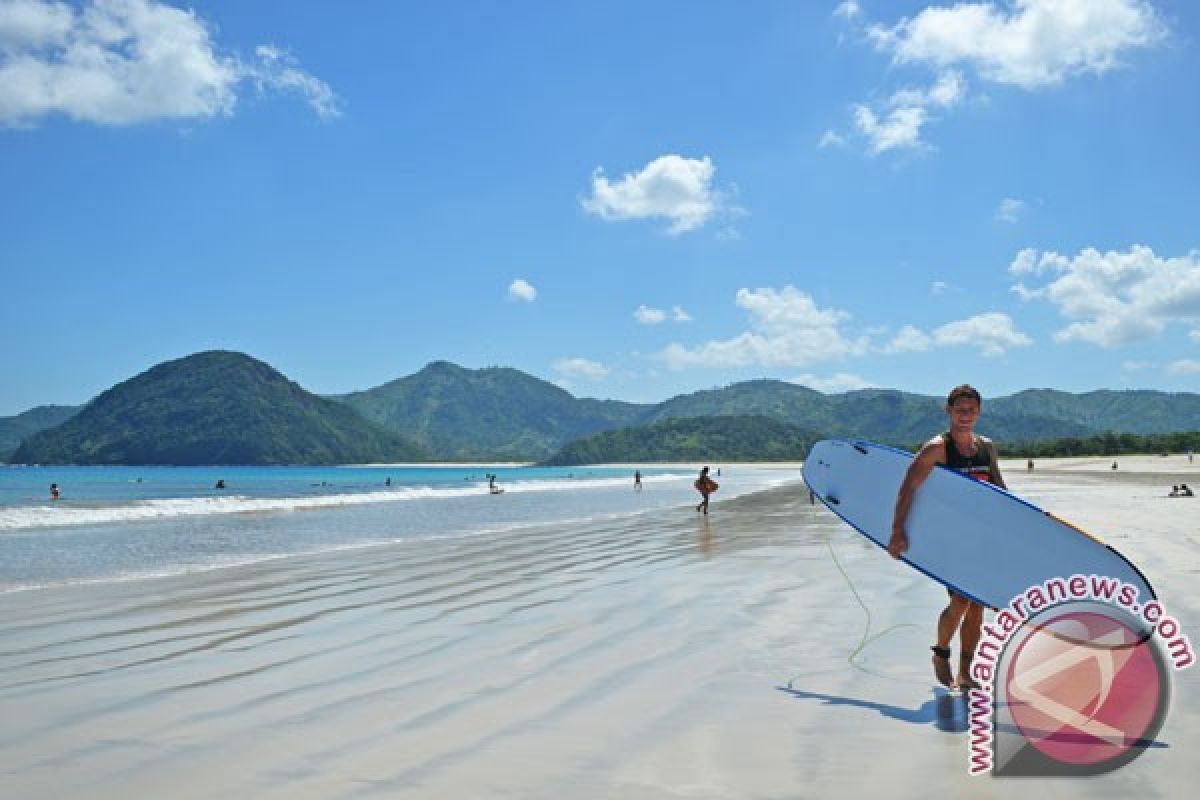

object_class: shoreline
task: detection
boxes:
[0,467,800,596]
[1000,453,1199,474]
[1,468,1195,797]
[595,461,803,470]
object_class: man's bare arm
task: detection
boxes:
[888,439,943,559]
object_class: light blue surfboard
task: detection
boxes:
[802,439,1156,610]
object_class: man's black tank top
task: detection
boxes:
[942,432,993,483]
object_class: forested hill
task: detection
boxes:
[332,370,1108,458]
[11,351,428,465]
[7,353,1200,464]
[989,389,1200,435]
[333,360,647,460]
[645,382,1098,445]
[541,415,820,465]
[0,405,80,461]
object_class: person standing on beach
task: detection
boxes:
[634,470,642,492]
[888,384,1006,690]
[695,466,714,515]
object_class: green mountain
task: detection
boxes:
[645,382,1095,446]
[336,366,1199,459]
[11,351,427,465]
[333,361,647,460]
[9,354,1200,465]
[989,389,1200,435]
[0,405,80,460]
[826,389,1101,444]
[542,415,821,465]
[646,380,836,429]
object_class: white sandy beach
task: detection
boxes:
[1,455,1197,798]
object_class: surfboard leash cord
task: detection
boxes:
[787,539,920,689]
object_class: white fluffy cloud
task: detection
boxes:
[659,286,868,370]
[582,154,722,235]
[854,104,926,155]
[1010,245,1200,346]
[0,0,337,127]
[508,278,537,302]
[792,372,875,393]
[853,70,964,154]
[890,69,966,108]
[869,0,1165,89]
[884,324,934,353]
[634,304,666,325]
[932,312,1033,356]
[844,1,1164,155]
[553,357,610,380]
[884,313,1032,357]
[0,0,73,46]
[633,304,691,325]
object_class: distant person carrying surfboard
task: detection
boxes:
[888,384,1007,691]
[694,466,718,514]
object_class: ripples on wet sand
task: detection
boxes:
[2,472,1196,799]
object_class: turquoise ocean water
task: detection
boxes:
[0,464,796,593]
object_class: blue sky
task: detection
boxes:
[2,0,1198,416]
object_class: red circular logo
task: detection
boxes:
[1005,609,1165,768]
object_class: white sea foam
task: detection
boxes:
[0,473,693,532]
[496,473,685,492]
[0,470,802,592]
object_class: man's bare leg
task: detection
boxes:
[956,602,984,689]
[933,594,970,687]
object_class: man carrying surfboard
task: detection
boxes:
[694,466,717,514]
[888,384,1007,690]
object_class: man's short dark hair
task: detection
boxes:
[947,384,982,407]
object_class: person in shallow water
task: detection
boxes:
[888,384,1007,691]
[694,466,715,515]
